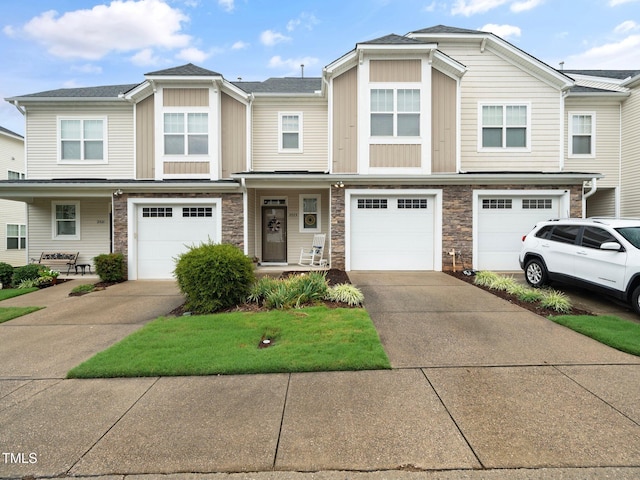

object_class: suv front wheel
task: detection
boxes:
[631,285,640,315]
[525,258,548,288]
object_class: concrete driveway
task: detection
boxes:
[2,272,640,479]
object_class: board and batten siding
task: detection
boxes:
[436,42,562,172]
[163,162,209,175]
[252,98,328,172]
[332,67,358,173]
[221,93,247,178]
[564,99,621,189]
[136,94,155,179]
[251,189,329,264]
[163,88,209,107]
[621,86,640,217]
[370,60,421,83]
[27,198,111,269]
[26,104,134,179]
[370,144,421,167]
[431,68,457,173]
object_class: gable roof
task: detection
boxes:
[411,25,485,35]
[359,34,426,45]
[233,77,322,94]
[0,126,23,139]
[563,70,640,81]
[6,84,139,101]
[145,63,222,77]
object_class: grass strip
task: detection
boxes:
[550,314,640,356]
[0,288,38,301]
[0,306,42,323]
[68,306,391,378]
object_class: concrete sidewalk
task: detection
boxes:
[1,273,640,479]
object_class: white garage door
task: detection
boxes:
[137,204,218,279]
[477,196,560,270]
[350,195,435,270]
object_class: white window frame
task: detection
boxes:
[7,170,25,180]
[278,112,303,153]
[299,194,321,233]
[369,87,421,139]
[6,224,26,250]
[477,102,531,152]
[51,201,81,240]
[57,116,108,164]
[163,111,210,157]
[568,112,596,158]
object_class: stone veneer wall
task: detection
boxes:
[112,192,244,279]
[329,184,582,271]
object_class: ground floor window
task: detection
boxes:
[6,224,26,249]
[52,201,80,240]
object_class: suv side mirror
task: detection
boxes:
[600,242,623,252]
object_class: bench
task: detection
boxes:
[39,252,79,275]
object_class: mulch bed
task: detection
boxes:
[447,270,593,317]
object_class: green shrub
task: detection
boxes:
[248,276,280,304]
[473,270,500,287]
[488,275,518,292]
[174,242,255,313]
[0,262,14,288]
[12,264,42,287]
[17,278,40,289]
[326,284,365,306]
[247,272,329,309]
[518,288,544,303]
[540,289,572,313]
[93,253,125,282]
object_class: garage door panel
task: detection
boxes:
[477,195,559,271]
[137,204,217,279]
[350,195,435,271]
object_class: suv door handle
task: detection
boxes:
[576,250,588,255]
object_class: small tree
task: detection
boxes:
[93,253,126,282]
[174,242,255,313]
[0,262,13,288]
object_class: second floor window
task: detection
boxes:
[60,118,105,161]
[8,170,25,180]
[279,113,302,152]
[569,113,595,157]
[480,104,528,149]
[164,113,208,155]
[371,89,420,137]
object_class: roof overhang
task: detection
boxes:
[0,180,241,202]
[565,91,630,98]
[622,73,640,88]
[232,172,602,188]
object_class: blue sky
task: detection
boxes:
[2,0,639,135]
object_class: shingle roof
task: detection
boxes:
[563,70,640,80]
[233,77,322,94]
[0,126,23,138]
[145,63,222,76]
[359,34,426,45]
[13,84,139,99]
[568,85,625,93]
[410,25,485,35]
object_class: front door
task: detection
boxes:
[262,206,287,263]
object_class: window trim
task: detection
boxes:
[477,102,531,152]
[299,194,321,233]
[57,116,108,164]
[568,111,596,158]
[6,223,26,250]
[163,111,210,157]
[7,170,25,180]
[369,87,421,139]
[278,112,303,153]
[51,201,81,241]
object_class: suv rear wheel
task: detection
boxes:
[632,285,640,315]
[525,258,548,288]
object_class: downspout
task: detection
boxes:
[11,100,25,116]
[582,177,598,218]
[241,177,248,256]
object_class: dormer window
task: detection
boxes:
[370,89,420,137]
[164,113,209,155]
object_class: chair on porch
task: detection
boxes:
[298,234,326,267]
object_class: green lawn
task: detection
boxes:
[67,306,391,378]
[0,287,38,301]
[0,306,42,323]
[550,314,640,356]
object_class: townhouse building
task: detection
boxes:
[0,126,26,266]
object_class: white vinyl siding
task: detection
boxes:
[25,104,134,179]
[436,42,562,172]
[564,99,620,189]
[252,99,328,171]
[27,198,111,269]
[0,132,27,266]
[621,86,640,217]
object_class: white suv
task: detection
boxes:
[519,218,640,315]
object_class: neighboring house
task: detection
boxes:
[0,126,27,267]
[0,25,638,278]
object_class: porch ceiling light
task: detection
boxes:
[334,181,344,188]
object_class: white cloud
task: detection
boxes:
[130,48,162,66]
[232,40,249,50]
[422,1,438,12]
[286,13,319,32]
[614,20,639,34]
[218,0,234,12]
[566,34,640,68]
[260,30,291,46]
[3,25,16,37]
[268,55,319,74]
[481,23,521,40]
[609,0,640,5]
[510,0,544,12]
[70,63,103,74]
[22,0,191,60]
[451,0,509,16]
[176,47,209,63]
